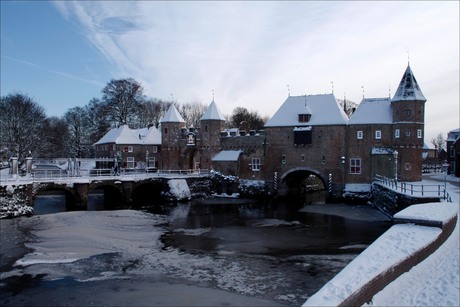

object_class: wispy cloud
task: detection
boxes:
[52,1,459,140]
[1,55,105,87]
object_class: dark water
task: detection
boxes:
[4,194,391,306]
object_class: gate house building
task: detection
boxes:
[95,64,426,197]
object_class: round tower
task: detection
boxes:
[391,64,426,181]
[159,104,186,170]
[199,100,226,170]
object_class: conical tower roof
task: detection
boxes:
[201,100,225,121]
[160,104,185,123]
[392,65,426,102]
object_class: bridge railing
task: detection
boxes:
[0,168,210,183]
[374,174,452,202]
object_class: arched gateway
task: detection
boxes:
[279,167,327,197]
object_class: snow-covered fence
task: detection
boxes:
[374,174,451,202]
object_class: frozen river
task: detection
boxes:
[0,197,390,306]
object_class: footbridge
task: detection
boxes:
[1,169,211,210]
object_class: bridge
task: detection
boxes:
[372,174,452,217]
[0,169,211,210]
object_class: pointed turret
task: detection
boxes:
[392,65,426,102]
[391,64,426,182]
[201,100,225,121]
[160,104,185,123]
[200,100,226,170]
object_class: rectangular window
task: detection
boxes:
[298,114,311,123]
[450,147,455,157]
[395,129,400,138]
[153,146,158,153]
[294,127,312,145]
[128,146,133,153]
[375,130,382,139]
[251,158,261,171]
[417,129,422,139]
[357,131,363,140]
[127,157,135,169]
[301,154,305,161]
[350,158,361,174]
[112,144,116,150]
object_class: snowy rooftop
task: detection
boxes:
[348,98,393,124]
[265,94,349,127]
[212,150,242,162]
[392,65,426,102]
[160,104,185,123]
[94,125,143,145]
[201,100,225,121]
[142,126,162,145]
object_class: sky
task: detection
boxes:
[1,1,459,144]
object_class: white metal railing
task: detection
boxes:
[0,168,210,183]
[374,174,452,202]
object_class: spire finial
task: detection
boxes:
[212,89,215,102]
[304,94,307,107]
[361,86,365,99]
[330,81,334,94]
[407,51,410,66]
[287,84,290,97]
[389,84,391,98]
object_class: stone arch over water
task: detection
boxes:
[279,167,327,197]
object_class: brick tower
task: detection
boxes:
[391,64,426,181]
[159,104,186,170]
[199,100,226,170]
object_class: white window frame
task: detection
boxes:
[417,129,422,139]
[128,146,133,153]
[251,158,261,171]
[357,130,363,140]
[350,158,362,174]
[395,129,400,138]
[375,130,382,139]
[127,157,135,169]
[153,146,158,153]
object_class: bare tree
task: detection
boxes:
[431,133,446,153]
[64,106,93,158]
[181,101,207,128]
[137,98,171,128]
[40,116,70,158]
[101,78,145,127]
[0,92,48,164]
[227,107,266,130]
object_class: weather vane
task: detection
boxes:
[361,86,365,99]
[286,84,290,97]
[330,81,334,94]
[212,89,215,101]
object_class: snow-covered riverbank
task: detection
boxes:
[304,173,460,306]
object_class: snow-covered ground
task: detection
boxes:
[304,173,460,306]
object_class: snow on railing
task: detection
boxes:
[0,168,210,184]
[374,174,452,202]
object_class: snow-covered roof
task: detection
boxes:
[160,104,185,123]
[447,128,460,141]
[348,98,392,124]
[264,94,348,127]
[392,65,426,102]
[94,125,143,145]
[201,100,225,121]
[212,150,242,162]
[371,147,397,155]
[143,126,162,145]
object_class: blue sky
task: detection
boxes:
[1,1,459,144]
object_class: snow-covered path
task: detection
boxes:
[371,174,459,306]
